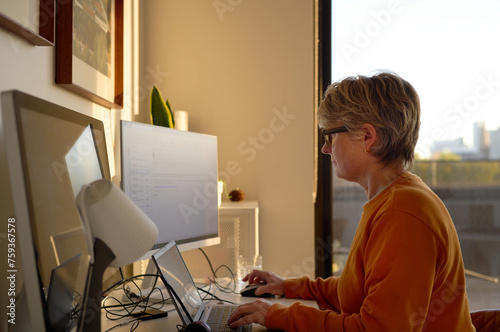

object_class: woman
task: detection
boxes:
[228,72,475,331]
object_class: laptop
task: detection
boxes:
[151,241,251,332]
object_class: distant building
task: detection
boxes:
[490,127,500,160]
[474,122,490,159]
[431,122,493,160]
[431,137,475,160]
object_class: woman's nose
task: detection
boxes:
[321,142,330,155]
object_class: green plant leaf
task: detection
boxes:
[166,99,175,128]
[150,86,174,128]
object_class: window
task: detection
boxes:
[330,0,500,311]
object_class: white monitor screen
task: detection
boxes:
[120,120,219,251]
[65,124,103,199]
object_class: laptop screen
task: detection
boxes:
[152,242,204,323]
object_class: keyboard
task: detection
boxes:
[205,305,252,332]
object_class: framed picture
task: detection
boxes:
[0,0,54,46]
[56,0,123,109]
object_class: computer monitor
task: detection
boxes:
[0,90,117,331]
[120,120,220,253]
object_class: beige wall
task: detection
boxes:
[0,0,316,278]
[139,0,316,277]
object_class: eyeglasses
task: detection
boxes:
[322,126,348,146]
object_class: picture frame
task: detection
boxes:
[55,0,123,109]
[0,0,54,46]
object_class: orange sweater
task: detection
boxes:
[266,173,475,331]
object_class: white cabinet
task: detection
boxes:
[219,200,259,257]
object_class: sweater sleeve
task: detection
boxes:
[265,211,443,332]
[283,276,341,311]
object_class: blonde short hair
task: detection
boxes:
[318,72,421,171]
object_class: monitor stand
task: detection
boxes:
[79,238,115,332]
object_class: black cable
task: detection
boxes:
[101,273,168,322]
[197,287,236,305]
[197,248,238,294]
[104,252,239,331]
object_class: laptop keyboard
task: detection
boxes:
[206,305,252,332]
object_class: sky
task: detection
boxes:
[332,0,500,158]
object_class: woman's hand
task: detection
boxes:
[243,270,285,297]
[227,299,273,327]
[227,270,285,328]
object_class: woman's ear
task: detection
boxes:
[361,123,377,152]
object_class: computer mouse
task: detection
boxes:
[240,282,275,297]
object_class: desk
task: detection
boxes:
[100,285,317,332]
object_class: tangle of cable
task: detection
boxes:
[102,273,168,330]
[197,248,238,294]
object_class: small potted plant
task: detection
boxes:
[150,85,174,128]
